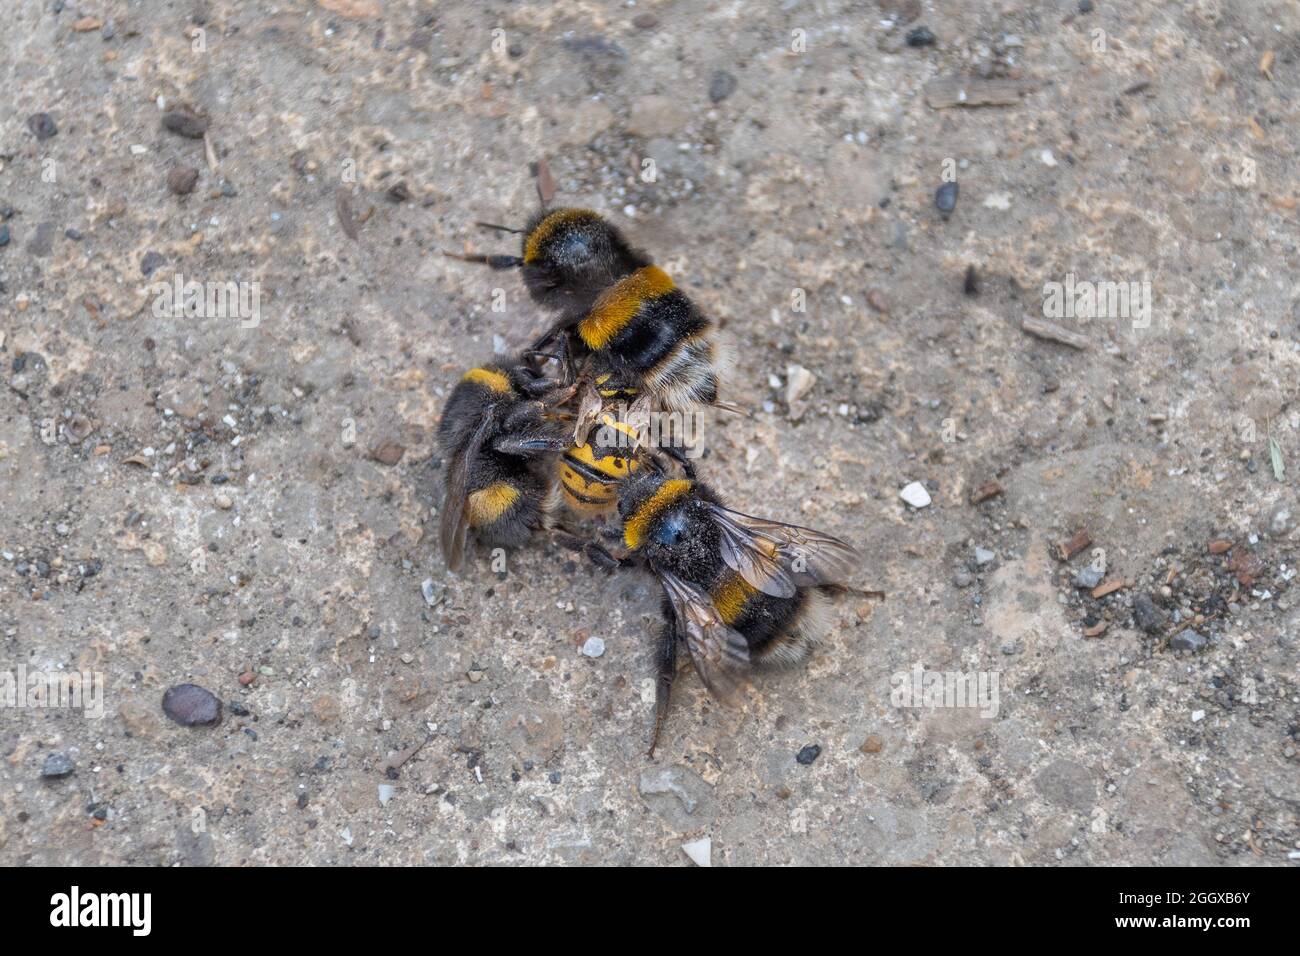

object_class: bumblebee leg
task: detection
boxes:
[649,617,678,758]
[474,221,524,234]
[442,251,523,269]
[550,528,625,571]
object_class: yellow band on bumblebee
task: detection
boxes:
[461,367,512,394]
[467,482,520,526]
[623,478,692,551]
[579,265,675,350]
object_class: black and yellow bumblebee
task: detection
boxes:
[437,360,571,571]
[612,470,871,755]
[444,162,728,418]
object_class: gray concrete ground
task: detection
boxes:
[0,0,1297,865]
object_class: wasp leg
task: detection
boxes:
[648,616,678,758]
[656,445,698,480]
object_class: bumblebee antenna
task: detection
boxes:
[475,221,525,234]
[442,251,523,269]
[535,158,556,208]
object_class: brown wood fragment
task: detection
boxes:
[970,480,1004,504]
[924,76,1033,109]
[1022,316,1091,350]
[336,187,359,240]
[1057,529,1092,561]
[1091,579,1125,599]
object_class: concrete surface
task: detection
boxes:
[0,0,1297,865]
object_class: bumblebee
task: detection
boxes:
[612,470,870,755]
[444,163,727,417]
[445,161,649,324]
[437,360,571,571]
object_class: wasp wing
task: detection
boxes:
[708,504,858,595]
[439,406,496,572]
[656,567,750,702]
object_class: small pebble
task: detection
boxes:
[140,251,166,277]
[899,481,931,509]
[167,164,200,196]
[681,837,711,867]
[421,578,439,606]
[27,113,57,140]
[795,744,821,765]
[161,683,223,726]
[1074,566,1104,589]
[708,70,738,103]
[161,108,209,139]
[41,752,75,779]
[1170,628,1207,653]
[935,181,958,219]
[906,27,936,47]
[580,635,606,658]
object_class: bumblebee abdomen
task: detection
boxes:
[466,468,556,547]
[746,587,833,667]
[467,481,522,528]
[578,265,678,350]
[438,365,516,453]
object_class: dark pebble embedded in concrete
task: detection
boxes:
[935,181,958,218]
[167,164,200,195]
[708,70,738,103]
[0,225,9,248]
[906,27,936,47]
[162,683,223,726]
[161,109,209,139]
[140,251,166,277]
[1132,592,1166,633]
[27,113,57,140]
[41,752,75,778]
[1170,628,1207,653]
[796,744,822,765]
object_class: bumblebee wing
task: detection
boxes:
[708,504,858,592]
[707,506,798,598]
[439,407,496,571]
[656,568,750,702]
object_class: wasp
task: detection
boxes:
[608,469,878,755]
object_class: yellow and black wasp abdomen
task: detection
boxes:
[558,414,641,515]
